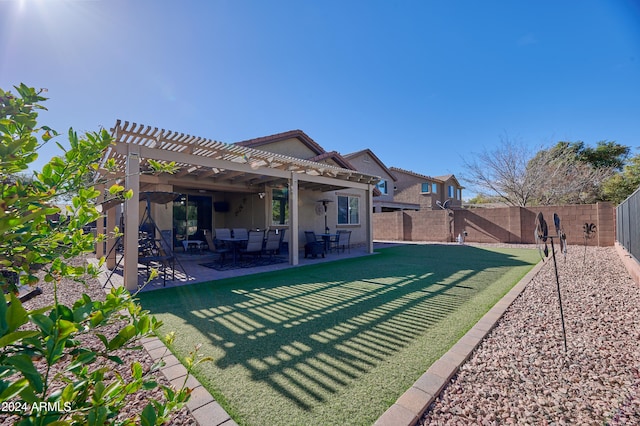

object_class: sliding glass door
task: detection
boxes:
[173,194,212,243]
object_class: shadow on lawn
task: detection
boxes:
[139,245,535,415]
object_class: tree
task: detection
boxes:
[526,142,616,205]
[0,84,201,425]
[573,140,630,171]
[602,153,640,204]
[462,136,628,207]
[461,135,540,207]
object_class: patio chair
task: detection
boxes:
[139,230,175,286]
[238,230,264,261]
[304,231,325,258]
[215,228,231,239]
[214,228,231,248]
[331,230,351,254]
[232,228,249,248]
[204,230,230,266]
[232,228,248,240]
[263,230,281,258]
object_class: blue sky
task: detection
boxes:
[2,0,639,198]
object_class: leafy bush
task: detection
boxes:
[0,84,200,425]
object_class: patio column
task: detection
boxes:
[123,147,140,291]
[290,173,299,265]
[366,184,374,254]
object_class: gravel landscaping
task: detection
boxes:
[421,245,640,425]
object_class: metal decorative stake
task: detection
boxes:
[582,222,596,264]
[535,212,568,353]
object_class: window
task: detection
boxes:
[448,185,455,198]
[337,195,359,225]
[432,184,437,194]
[421,182,431,193]
[376,179,387,194]
[271,188,289,225]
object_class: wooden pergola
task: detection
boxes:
[97,120,381,291]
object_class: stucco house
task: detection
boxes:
[97,121,380,291]
[389,167,464,210]
[343,149,420,212]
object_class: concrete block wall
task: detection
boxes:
[374,203,616,247]
[403,210,451,242]
[373,211,404,241]
[527,203,614,246]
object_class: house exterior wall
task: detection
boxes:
[346,154,395,202]
[393,173,435,209]
[296,188,369,248]
[392,172,463,211]
[440,177,463,208]
[138,182,369,253]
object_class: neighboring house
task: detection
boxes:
[97,122,380,291]
[344,149,419,212]
[389,167,464,210]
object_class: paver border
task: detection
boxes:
[374,258,546,426]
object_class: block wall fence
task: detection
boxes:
[373,203,615,247]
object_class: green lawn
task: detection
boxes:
[138,244,539,426]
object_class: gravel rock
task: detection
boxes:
[421,245,640,425]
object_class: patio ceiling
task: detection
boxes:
[101,120,380,193]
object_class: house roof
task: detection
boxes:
[434,174,463,188]
[235,129,325,155]
[344,149,397,182]
[237,130,356,169]
[309,150,356,170]
[389,166,440,182]
[100,120,380,194]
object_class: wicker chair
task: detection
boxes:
[304,231,325,258]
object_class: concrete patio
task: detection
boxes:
[100,243,388,292]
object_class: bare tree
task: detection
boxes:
[461,137,617,207]
[461,136,540,206]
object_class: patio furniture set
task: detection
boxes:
[304,230,351,258]
[201,228,286,266]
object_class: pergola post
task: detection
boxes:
[123,147,140,291]
[290,173,299,265]
[366,184,374,254]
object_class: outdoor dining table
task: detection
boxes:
[317,233,337,252]
[217,237,249,265]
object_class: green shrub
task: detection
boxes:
[0,84,199,425]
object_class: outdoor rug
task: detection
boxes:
[200,256,288,271]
